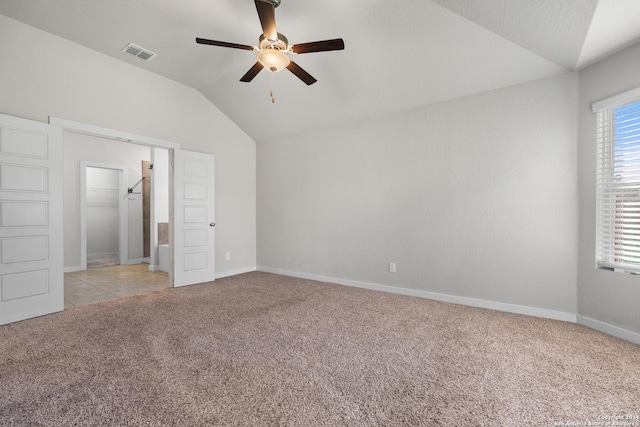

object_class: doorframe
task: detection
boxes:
[80,162,128,270]
[49,117,180,286]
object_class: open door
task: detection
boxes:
[0,114,63,325]
[172,149,215,287]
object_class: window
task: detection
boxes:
[594,89,640,273]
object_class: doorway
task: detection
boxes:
[63,131,171,308]
[81,163,128,270]
[53,116,216,293]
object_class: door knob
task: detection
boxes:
[210,222,215,227]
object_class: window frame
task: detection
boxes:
[593,87,640,274]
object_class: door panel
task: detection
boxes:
[1,236,49,263]
[0,164,48,192]
[173,149,215,287]
[1,201,48,227]
[0,127,48,158]
[0,113,63,325]
[2,270,49,301]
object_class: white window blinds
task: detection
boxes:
[595,97,640,272]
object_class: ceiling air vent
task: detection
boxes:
[122,43,157,61]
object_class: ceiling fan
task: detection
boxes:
[196,0,344,85]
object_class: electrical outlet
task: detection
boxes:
[225,252,231,261]
[389,262,396,273]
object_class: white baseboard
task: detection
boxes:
[257,266,577,323]
[216,266,257,280]
[127,258,144,265]
[148,265,160,272]
[64,265,83,273]
[577,315,640,346]
[87,252,118,260]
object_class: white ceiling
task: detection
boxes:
[1,0,640,142]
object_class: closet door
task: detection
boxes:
[172,149,215,287]
[0,113,64,325]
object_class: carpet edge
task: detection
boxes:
[257,266,577,322]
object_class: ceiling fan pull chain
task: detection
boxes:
[271,90,275,103]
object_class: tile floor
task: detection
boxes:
[64,263,169,308]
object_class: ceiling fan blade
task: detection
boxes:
[255,0,278,41]
[286,61,317,85]
[196,38,255,51]
[292,38,345,54]
[240,62,264,82]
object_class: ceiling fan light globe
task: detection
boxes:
[257,49,290,72]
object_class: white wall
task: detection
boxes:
[258,73,579,315]
[0,15,256,277]
[578,42,640,334]
[152,149,169,224]
[64,133,150,268]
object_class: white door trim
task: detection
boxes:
[49,117,180,150]
[80,162,129,269]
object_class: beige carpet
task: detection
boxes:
[1,272,638,426]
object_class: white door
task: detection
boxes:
[0,114,63,325]
[172,149,215,287]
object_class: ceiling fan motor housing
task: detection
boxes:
[259,33,288,50]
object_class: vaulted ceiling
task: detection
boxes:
[1,0,640,142]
